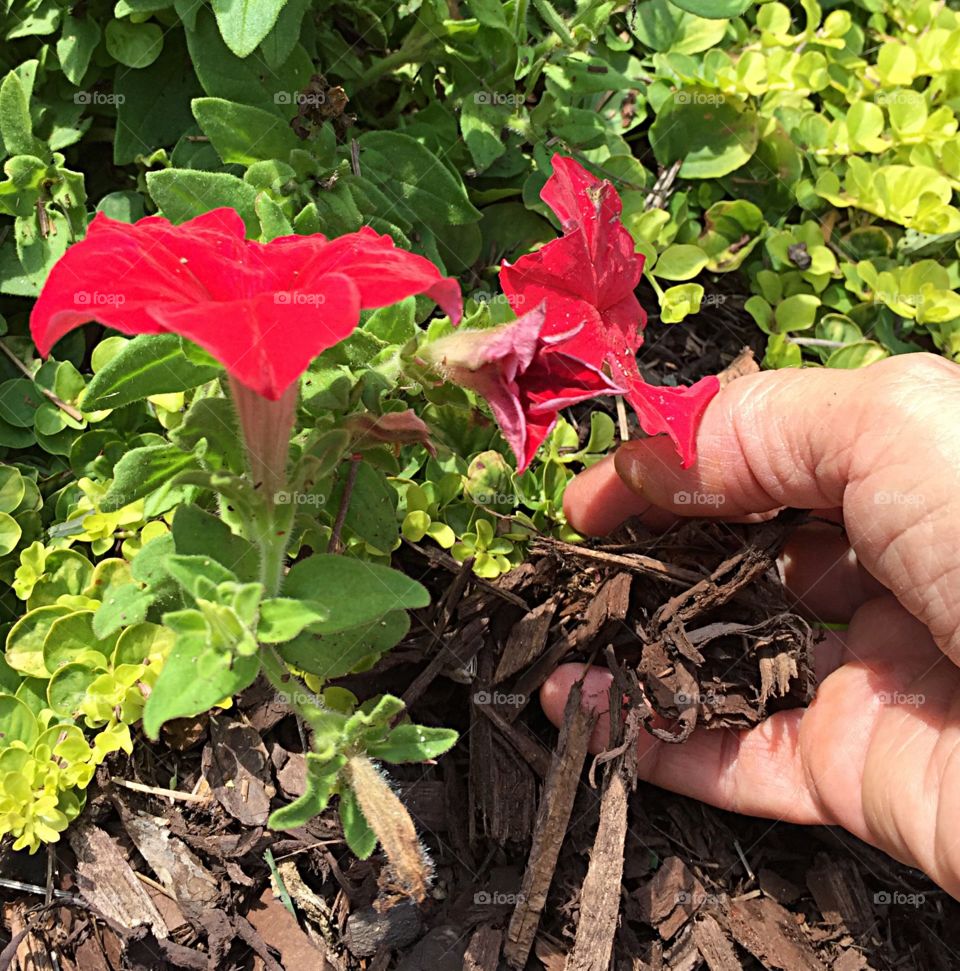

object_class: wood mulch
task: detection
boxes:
[3,310,958,970]
[2,512,958,970]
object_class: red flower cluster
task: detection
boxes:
[500,154,719,469]
[30,159,717,479]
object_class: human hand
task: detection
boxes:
[541,353,960,898]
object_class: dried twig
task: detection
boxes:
[532,535,704,586]
[110,777,211,804]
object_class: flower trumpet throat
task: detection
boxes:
[228,376,298,503]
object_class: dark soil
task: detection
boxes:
[3,307,958,971]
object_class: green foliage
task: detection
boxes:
[0,0,959,863]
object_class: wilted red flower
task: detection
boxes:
[422,304,624,471]
[30,208,462,401]
[500,155,718,466]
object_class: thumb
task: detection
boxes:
[576,354,960,662]
[615,364,870,517]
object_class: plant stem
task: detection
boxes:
[261,645,318,714]
[353,34,432,90]
[328,454,361,554]
[0,340,84,422]
[257,517,290,598]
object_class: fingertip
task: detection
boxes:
[563,454,652,536]
[540,664,614,751]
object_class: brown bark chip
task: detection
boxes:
[691,914,742,971]
[463,925,503,971]
[68,825,169,939]
[495,597,558,685]
[565,768,630,971]
[636,856,707,940]
[805,853,875,938]
[121,811,220,926]
[504,681,597,969]
[246,890,333,970]
[721,896,827,971]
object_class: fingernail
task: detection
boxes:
[614,444,644,492]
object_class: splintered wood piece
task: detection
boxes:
[567,698,640,971]
[504,681,596,969]
[275,860,339,957]
[246,889,332,970]
[122,812,219,926]
[533,936,569,970]
[636,856,707,940]
[471,647,537,844]
[758,868,803,905]
[531,537,703,587]
[72,936,112,971]
[832,948,870,971]
[805,853,875,939]
[476,702,551,778]
[463,925,503,971]
[758,648,798,706]
[507,572,633,720]
[402,613,488,708]
[564,768,629,971]
[5,903,55,971]
[494,597,557,684]
[664,925,703,971]
[721,895,827,971]
[691,914,741,971]
[68,825,169,939]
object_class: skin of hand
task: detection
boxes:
[540,353,960,898]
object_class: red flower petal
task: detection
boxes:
[31,210,462,400]
[498,155,719,467]
[540,155,642,288]
[148,275,362,399]
[627,374,721,468]
[283,227,462,323]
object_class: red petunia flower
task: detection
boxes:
[422,304,624,471]
[500,155,718,467]
[30,208,462,401]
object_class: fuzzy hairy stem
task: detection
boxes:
[347,754,432,903]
